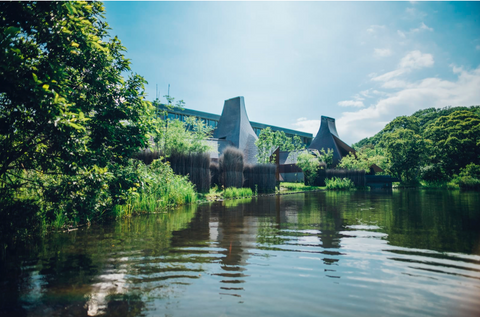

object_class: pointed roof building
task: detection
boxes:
[308,116,356,166]
[213,96,258,164]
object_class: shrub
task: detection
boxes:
[296,151,320,185]
[224,187,253,199]
[325,177,355,190]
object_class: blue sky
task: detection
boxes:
[104,1,480,144]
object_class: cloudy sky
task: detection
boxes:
[104,1,480,144]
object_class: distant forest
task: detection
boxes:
[350,105,480,187]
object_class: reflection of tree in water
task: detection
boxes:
[0,205,199,317]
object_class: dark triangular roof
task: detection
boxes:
[213,96,258,164]
[308,116,355,166]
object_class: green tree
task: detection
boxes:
[381,128,425,184]
[312,148,334,169]
[255,127,305,164]
[0,2,153,222]
[424,110,480,176]
[338,147,387,173]
[296,151,320,185]
[152,114,213,156]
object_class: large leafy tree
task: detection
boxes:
[0,2,153,221]
[424,110,480,176]
[381,128,425,184]
[255,127,305,164]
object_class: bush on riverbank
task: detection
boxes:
[113,159,197,217]
[224,187,253,199]
[280,182,323,192]
[325,177,355,190]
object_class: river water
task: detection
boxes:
[1,190,479,317]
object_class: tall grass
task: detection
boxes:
[314,169,366,187]
[135,149,211,193]
[325,177,355,190]
[280,182,322,192]
[220,147,244,188]
[114,159,197,217]
[243,164,276,193]
[224,187,253,199]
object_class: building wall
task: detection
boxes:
[158,104,313,146]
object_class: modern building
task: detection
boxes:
[157,102,313,147]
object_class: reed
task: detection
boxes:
[219,147,244,189]
[243,164,276,193]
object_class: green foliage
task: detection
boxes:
[113,159,197,217]
[151,102,213,156]
[338,148,387,173]
[0,1,152,180]
[255,127,305,164]
[224,187,253,199]
[424,110,480,176]
[0,2,199,229]
[419,164,449,184]
[312,148,334,169]
[381,128,425,184]
[280,182,322,192]
[296,151,320,185]
[325,177,355,190]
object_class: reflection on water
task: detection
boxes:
[1,190,480,316]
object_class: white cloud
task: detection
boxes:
[374,48,392,57]
[381,80,409,89]
[336,66,480,144]
[411,22,433,33]
[337,100,365,108]
[399,50,434,69]
[397,30,406,38]
[476,45,480,51]
[367,25,385,34]
[292,118,320,136]
[372,51,434,83]
[372,69,407,82]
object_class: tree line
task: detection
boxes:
[352,106,480,188]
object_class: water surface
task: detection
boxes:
[1,190,480,316]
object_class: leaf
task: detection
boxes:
[5,26,20,35]
[42,84,49,90]
[65,2,77,15]
[71,42,80,48]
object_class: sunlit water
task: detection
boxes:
[1,190,480,316]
